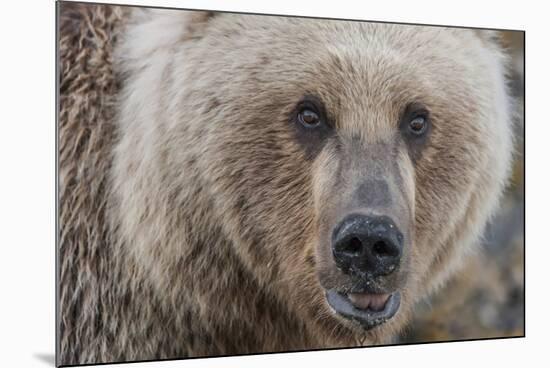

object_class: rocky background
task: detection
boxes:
[400,31,525,343]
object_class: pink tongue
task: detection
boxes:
[348,293,390,311]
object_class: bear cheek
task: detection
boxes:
[410,115,486,289]
[308,143,344,281]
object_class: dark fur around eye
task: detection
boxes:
[400,102,431,160]
[290,95,333,160]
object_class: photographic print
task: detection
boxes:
[57,2,524,366]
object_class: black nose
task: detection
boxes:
[332,214,403,277]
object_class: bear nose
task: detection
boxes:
[332,214,403,277]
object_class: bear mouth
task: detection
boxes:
[325,289,401,330]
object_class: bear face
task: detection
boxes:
[112,9,513,350]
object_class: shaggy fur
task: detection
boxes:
[58,3,513,366]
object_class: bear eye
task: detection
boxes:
[400,103,430,140]
[298,108,321,127]
[291,96,332,159]
[399,103,431,161]
[293,96,327,130]
[408,115,428,135]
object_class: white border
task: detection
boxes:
[1,1,546,367]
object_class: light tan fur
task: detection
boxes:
[59,3,513,365]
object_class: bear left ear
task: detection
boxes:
[183,11,218,40]
[118,9,219,72]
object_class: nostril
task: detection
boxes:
[373,241,386,255]
[372,240,398,258]
[345,237,362,255]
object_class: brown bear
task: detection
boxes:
[58,3,514,366]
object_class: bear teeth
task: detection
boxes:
[348,293,390,311]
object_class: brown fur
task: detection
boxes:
[58,3,513,365]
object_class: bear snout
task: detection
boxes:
[331,213,404,279]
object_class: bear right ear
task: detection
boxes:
[471,29,510,67]
[472,29,505,51]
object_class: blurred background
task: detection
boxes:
[400,31,525,343]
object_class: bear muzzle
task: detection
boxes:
[331,214,403,278]
[325,213,405,330]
